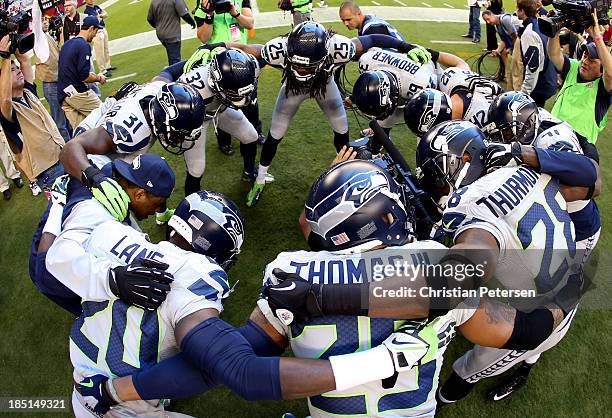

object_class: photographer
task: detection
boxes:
[548,12,612,143]
[0,35,64,194]
[194,0,262,155]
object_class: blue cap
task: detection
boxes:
[582,42,600,60]
[114,154,175,198]
[82,16,104,29]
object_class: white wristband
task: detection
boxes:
[328,345,394,391]
[42,202,64,237]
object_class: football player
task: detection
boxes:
[155,48,272,196]
[350,49,468,133]
[35,154,176,315]
[261,122,589,410]
[60,82,206,221]
[211,21,433,206]
[64,191,411,417]
[438,92,602,402]
[404,67,505,135]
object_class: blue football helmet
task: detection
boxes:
[352,70,400,120]
[149,82,206,155]
[486,91,540,145]
[416,120,487,205]
[404,88,453,136]
[208,49,258,108]
[305,160,412,251]
[168,191,245,270]
[286,22,330,82]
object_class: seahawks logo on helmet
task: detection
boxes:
[307,170,390,238]
[419,93,444,132]
[158,88,179,120]
[431,123,468,152]
[378,74,392,107]
[199,196,245,249]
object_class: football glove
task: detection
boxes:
[484,142,523,174]
[108,258,174,310]
[50,174,70,206]
[75,374,118,417]
[184,44,226,73]
[382,325,430,373]
[407,45,432,65]
[262,268,323,326]
[82,166,131,221]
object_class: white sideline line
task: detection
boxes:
[430,40,473,44]
[106,73,138,83]
[371,0,381,4]
[443,2,455,8]
[252,0,260,14]
[421,2,432,7]
[393,0,407,5]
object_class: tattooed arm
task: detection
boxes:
[458,298,566,349]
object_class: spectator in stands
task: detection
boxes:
[516,0,556,106]
[58,16,105,129]
[482,10,518,80]
[83,0,117,78]
[486,0,503,51]
[35,16,71,142]
[548,13,612,143]
[339,1,406,40]
[0,131,23,200]
[194,0,262,155]
[61,0,83,43]
[0,35,65,196]
[462,0,482,43]
[147,0,196,65]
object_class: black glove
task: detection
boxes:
[262,268,324,326]
[109,259,173,310]
[484,142,524,174]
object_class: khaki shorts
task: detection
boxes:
[62,90,102,129]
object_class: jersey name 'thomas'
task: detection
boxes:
[261,34,356,73]
[70,221,229,402]
[359,48,438,100]
[442,166,576,294]
[262,241,477,417]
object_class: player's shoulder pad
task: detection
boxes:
[261,36,288,66]
[329,34,356,64]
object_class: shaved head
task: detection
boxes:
[339,1,365,31]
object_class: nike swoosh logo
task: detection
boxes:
[391,338,422,346]
[271,282,296,292]
[442,219,454,230]
[492,392,511,401]
[81,379,94,388]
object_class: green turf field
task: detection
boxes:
[0,16,610,418]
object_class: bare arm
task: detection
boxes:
[61,126,116,179]
[437,52,469,70]
[547,32,565,73]
[225,42,263,59]
[0,55,13,121]
[587,12,612,91]
[197,23,213,43]
[14,52,33,84]
[235,6,254,30]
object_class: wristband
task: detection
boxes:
[232,12,241,18]
[203,14,214,24]
[81,165,102,188]
[594,35,604,43]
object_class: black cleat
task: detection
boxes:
[219,144,234,156]
[3,189,11,200]
[487,373,529,401]
[13,177,23,188]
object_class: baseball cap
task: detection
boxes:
[582,42,600,60]
[114,154,175,198]
[82,16,104,30]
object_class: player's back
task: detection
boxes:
[70,221,228,412]
[359,48,438,100]
[263,241,464,417]
[441,166,576,294]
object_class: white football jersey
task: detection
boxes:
[358,48,438,100]
[70,222,229,402]
[261,241,476,417]
[261,34,356,72]
[441,166,576,295]
[77,81,165,154]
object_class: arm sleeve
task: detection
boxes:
[362,25,391,36]
[535,148,597,187]
[159,60,187,81]
[237,320,285,356]
[357,34,407,52]
[180,317,283,401]
[520,31,543,95]
[576,133,599,163]
[133,353,217,400]
[45,204,118,301]
[181,13,196,27]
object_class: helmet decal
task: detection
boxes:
[158,88,179,120]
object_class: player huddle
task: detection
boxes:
[28,19,601,418]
